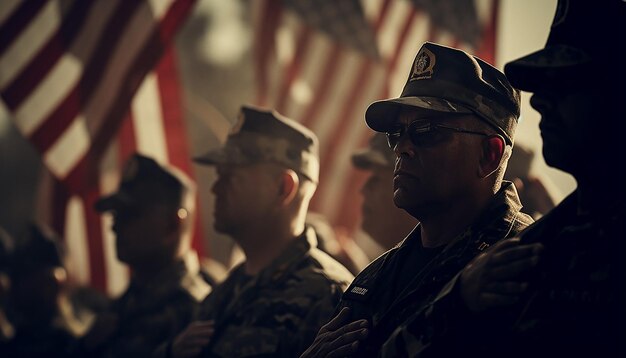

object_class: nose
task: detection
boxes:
[529,93,553,114]
[393,132,415,158]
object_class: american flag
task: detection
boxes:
[1,0,499,295]
[249,0,499,236]
[0,0,199,295]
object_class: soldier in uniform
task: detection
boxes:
[352,133,417,251]
[168,106,354,357]
[84,154,211,356]
[301,41,534,357]
[381,1,626,357]
[1,224,80,357]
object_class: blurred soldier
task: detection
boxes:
[392,1,626,357]
[305,212,370,275]
[1,224,81,356]
[504,144,557,219]
[84,154,211,356]
[301,42,534,357]
[352,133,417,251]
[168,106,354,357]
[0,227,14,343]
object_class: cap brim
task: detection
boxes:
[365,96,473,132]
[351,149,390,169]
[505,45,591,91]
[193,148,233,166]
[94,192,134,212]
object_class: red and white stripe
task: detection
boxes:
[1,0,198,294]
[251,0,499,234]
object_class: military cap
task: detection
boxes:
[505,0,626,91]
[9,224,64,277]
[95,153,194,212]
[194,105,320,183]
[366,42,521,144]
[351,133,395,169]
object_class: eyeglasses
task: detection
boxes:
[385,121,490,149]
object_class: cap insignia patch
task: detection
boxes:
[229,111,246,135]
[410,47,436,81]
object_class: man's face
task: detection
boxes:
[211,163,277,235]
[361,165,416,249]
[112,204,174,265]
[389,109,485,219]
[530,87,599,174]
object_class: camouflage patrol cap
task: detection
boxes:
[366,42,521,144]
[505,0,626,91]
[194,105,320,183]
[351,133,395,169]
[95,153,195,212]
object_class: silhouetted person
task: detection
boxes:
[504,144,557,219]
[84,154,211,356]
[1,224,80,357]
[352,133,417,251]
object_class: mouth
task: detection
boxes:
[394,170,418,181]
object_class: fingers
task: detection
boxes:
[489,243,543,267]
[172,321,215,358]
[486,256,540,280]
[331,326,368,347]
[321,307,352,332]
[327,341,361,358]
[302,316,369,358]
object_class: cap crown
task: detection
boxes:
[366,42,520,144]
[195,106,320,183]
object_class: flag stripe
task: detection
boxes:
[65,195,91,285]
[132,72,169,162]
[0,0,21,26]
[309,0,392,212]
[81,188,108,291]
[274,25,312,114]
[0,0,93,108]
[475,0,499,65]
[10,0,140,146]
[333,6,421,230]
[155,47,206,256]
[254,0,283,106]
[43,115,90,178]
[64,0,195,188]
[0,1,52,84]
[39,0,179,179]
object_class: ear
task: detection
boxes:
[278,169,299,206]
[478,135,505,178]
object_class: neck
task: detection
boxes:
[131,254,179,283]
[236,216,303,276]
[419,186,496,248]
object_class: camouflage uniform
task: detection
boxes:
[335,182,533,356]
[97,252,210,357]
[380,192,625,357]
[198,227,353,357]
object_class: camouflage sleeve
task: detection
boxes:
[276,285,343,356]
[380,273,479,357]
